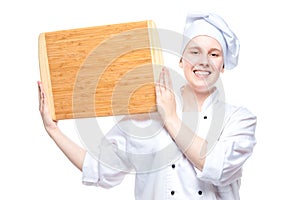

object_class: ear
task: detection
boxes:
[179,58,183,68]
[221,65,225,73]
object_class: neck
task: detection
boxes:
[181,85,216,112]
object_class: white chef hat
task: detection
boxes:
[181,11,240,70]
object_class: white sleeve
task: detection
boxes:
[82,152,101,185]
[195,107,257,186]
[82,124,132,188]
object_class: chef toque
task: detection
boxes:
[181,11,240,70]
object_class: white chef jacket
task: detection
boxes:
[82,89,257,200]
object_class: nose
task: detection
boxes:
[196,54,209,68]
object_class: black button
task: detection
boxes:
[171,164,175,169]
[198,190,203,195]
[203,116,207,119]
[171,191,175,195]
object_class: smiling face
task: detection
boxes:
[180,35,224,94]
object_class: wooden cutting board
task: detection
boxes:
[39,20,163,120]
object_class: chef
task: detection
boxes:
[38,11,257,200]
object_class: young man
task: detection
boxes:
[38,11,256,199]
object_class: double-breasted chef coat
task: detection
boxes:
[82,89,257,200]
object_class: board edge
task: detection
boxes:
[38,32,57,120]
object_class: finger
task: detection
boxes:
[162,67,166,87]
[163,67,173,91]
[155,71,161,97]
[155,83,161,96]
[38,81,43,111]
[155,88,161,108]
[159,68,165,92]
[38,81,47,112]
[38,81,45,94]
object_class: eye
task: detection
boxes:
[190,50,199,54]
[210,52,220,57]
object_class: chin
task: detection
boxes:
[196,87,213,94]
[190,81,217,93]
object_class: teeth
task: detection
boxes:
[195,71,210,75]
[193,66,211,76]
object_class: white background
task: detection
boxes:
[1,0,300,199]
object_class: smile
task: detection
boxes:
[194,70,211,76]
[193,66,211,77]
[192,66,211,77]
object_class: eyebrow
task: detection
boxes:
[187,46,222,52]
[209,48,222,52]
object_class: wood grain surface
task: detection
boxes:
[39,20,163,120]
